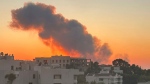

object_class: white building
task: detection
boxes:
[0,52,14,60]
[86,70,123,84]
[0,52,84,84]
[34,57,51,65]
[99,64,123,74]
[0,70,38,84]
[34,66,84,84]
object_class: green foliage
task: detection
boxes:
[5,73,16,84]
[112,58,150,84]
[90,81,96,84]
[85,61,101,75]
[112,59,130,68]
[97,82,104,84]
[77,75,88,84]
[123,74,138,84]
[138,75,150,82]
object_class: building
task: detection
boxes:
[86,70,123,84]
[3,70,38,84]
[34,55,91,70]
[34,66,84,84]
[86,64,123,84]
[0,52,14,60]
[50,55,70,68]
[99,64,123,74]
[0,52,84,84]
[34,57,51,66]
[69,57,91,71]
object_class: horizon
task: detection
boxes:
[0,0,150,69]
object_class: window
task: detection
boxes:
[29,82,32,84]
[56,60,58,63]
[19,62,22,66]
[44,60,48,64]
[59,60,61,63]
[33,74,35,79]
[29,65,31,70]
[52,60,54,63]
[63,60,65,63]
[63,64,65,67]
[54,75,61,79]
[11,66,14,70]
[99,78,103,81]
[67,60,69,63]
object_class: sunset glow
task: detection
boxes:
[0,0,150,69]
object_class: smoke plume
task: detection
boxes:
[10,2,112,62]
[115,54,130,62]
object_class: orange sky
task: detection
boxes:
[0,0,150,69]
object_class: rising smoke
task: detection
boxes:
[10,2,112,62]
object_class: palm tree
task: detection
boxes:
[5,73,16,84]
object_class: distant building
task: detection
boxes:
[99,64,123,74]
[34,55,91,71]
[86,69,123,84]
[51,55,70,68]
[70,57,91,71]
[86,64,123,84]
[34,57,51,66]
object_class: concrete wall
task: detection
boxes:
[0,70,38,84]
[0,60,23,71]
[35,57,51,65]
[13,71,38,84]
[34,66,84,84]
[51,56,70,68]
[86,74,123,84]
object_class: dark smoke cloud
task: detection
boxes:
[10,2,112,62]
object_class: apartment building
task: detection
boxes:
[99,64,123,74]
[0,52,84,84]
[34,55,90,70]
[86,69,123,84]
[50,55,70,68]
[34,66,84,84]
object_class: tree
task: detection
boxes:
[123,74,138,84]
[85,61,101,75]
[5,73,16,84]
[90,81,96,84]
[130,64,142,75]
[77,75,88,84]
[112,59,130,67]
[97,82,104,84]
[112,59,131,74]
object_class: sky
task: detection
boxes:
[0,0,150,69]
